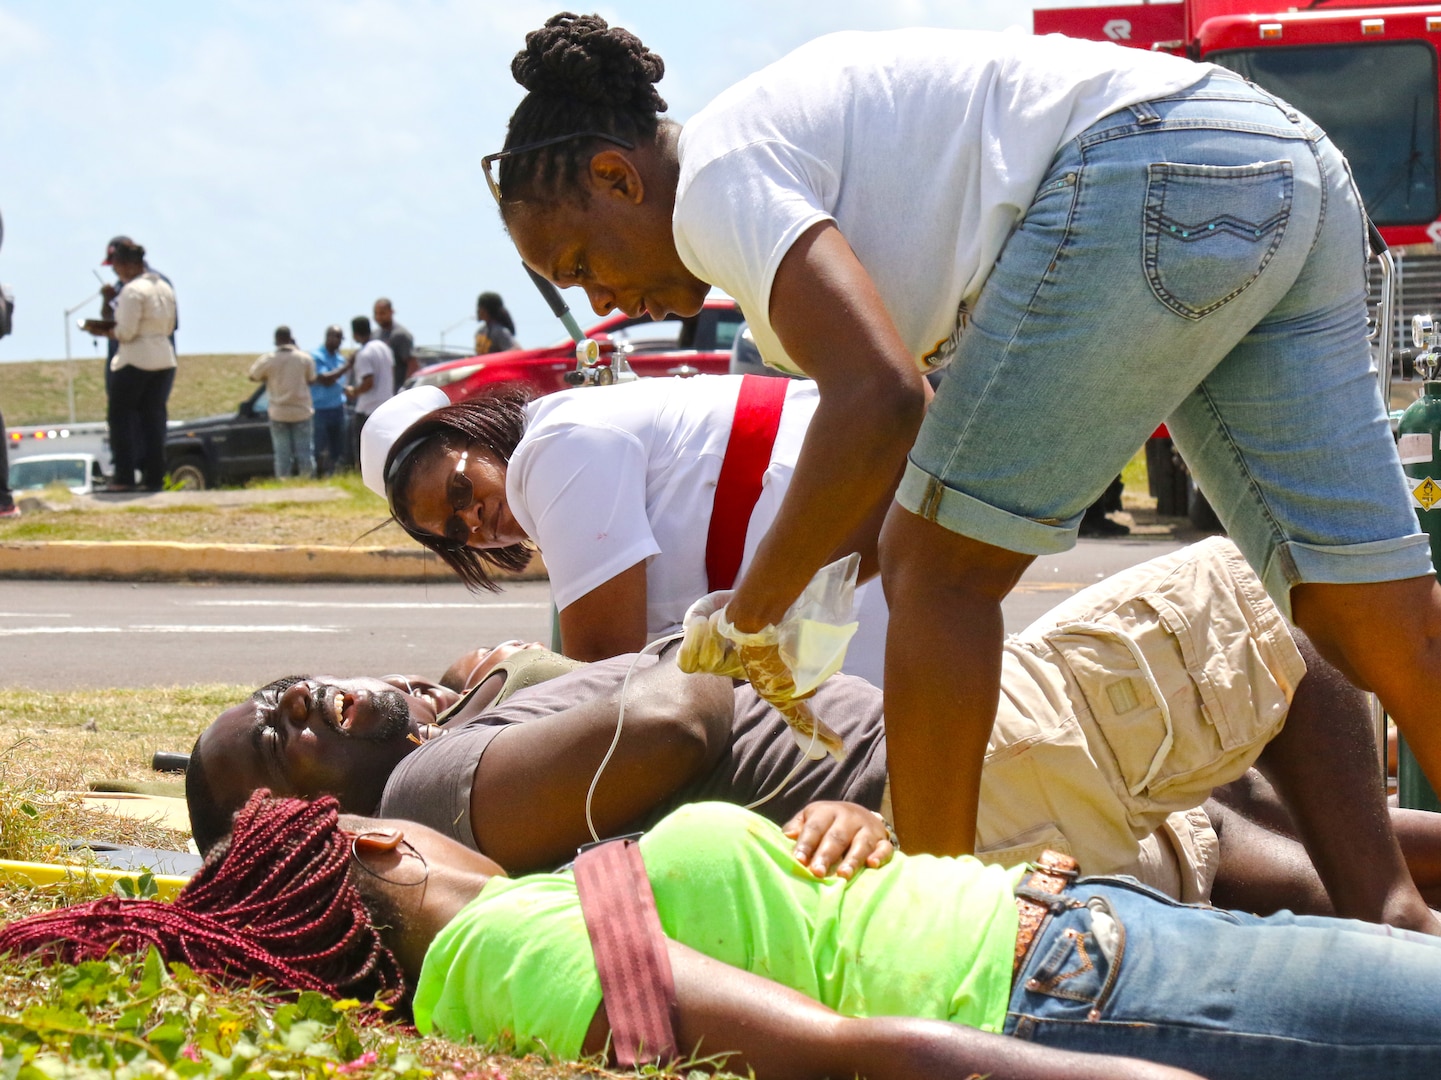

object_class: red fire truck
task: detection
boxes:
[1036,0,1441,518]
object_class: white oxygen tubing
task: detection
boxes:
[584,631,685,843]
[581,632,823,840]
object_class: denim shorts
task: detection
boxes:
[898,71,1431,615]
[1005,876,1441,1078]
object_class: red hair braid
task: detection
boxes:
[0,792,404,1008]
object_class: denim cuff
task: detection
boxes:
[896,460,1083,556]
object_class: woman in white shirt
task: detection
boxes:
[479,13,1441,857]
[360,376,889,684]
[105,240,177,492]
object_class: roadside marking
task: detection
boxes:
[188,600,550,610]
[0,624,340,637]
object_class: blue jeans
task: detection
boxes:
[312,406,348,474]
[269,417,315,479]
[899,72,1430,616]
[1007,876,1441,1077]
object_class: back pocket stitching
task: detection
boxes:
[1144,160,1293,320]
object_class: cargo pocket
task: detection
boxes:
[1143,160,1292,319]
[1041,595,1275,827]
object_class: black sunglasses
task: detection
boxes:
[440,451,475,545]
[481,131,635,205]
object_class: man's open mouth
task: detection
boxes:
[327,687,362,734]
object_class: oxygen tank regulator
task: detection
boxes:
[522,264,636,387]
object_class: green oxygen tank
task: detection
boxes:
[1396,317,1441,812]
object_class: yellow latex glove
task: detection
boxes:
[679,590,847,761]
[677,589,746,679]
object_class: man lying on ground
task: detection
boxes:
[188,538,1437,931]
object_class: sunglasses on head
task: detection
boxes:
[481,131,636,205]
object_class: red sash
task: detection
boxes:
[573,839,678,1067]
[705,375,790,591]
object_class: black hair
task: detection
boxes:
[499,12,668,205]
[111,242,146,266]
[185,731,230,855]
[384,391,533,591]
[186,675,311,854]
[351,315,371,335]
[476,291,517,335]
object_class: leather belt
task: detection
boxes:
[1012,849,1080,981]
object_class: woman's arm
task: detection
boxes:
[558,561,650,661]
[582,942,1204,1080]
[724,221,926,633]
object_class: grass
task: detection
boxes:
[0,353,260,427]
[1120,448,1149,508]
[0,690,723,1080]
[0,685,240,793]
[0,936,621,1080]
[0,472,412,548]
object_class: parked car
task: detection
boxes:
[407,297,745,402]
[729,322,806,381]
[164,386,275,489]
[731,320,943,389]
[8,452,105,495]
[412,344,477,367]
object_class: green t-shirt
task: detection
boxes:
[413,802,1023,1058]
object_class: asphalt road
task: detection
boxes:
[0,535,1185,689]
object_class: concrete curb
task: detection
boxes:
[0,540,548,584]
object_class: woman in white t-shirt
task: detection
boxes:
[359,377,890,684]
[481,14,1441,856]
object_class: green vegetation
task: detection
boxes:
[0,354,258,427]
[0,473,409,547]
[0,962,434,1080]
[0,944,611,1080]
[1121,449,1147,503]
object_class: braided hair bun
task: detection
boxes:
[512,12,667,114]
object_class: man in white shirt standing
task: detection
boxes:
[103,238,177,493]
[248,326,317,479]
[345,314,394,470]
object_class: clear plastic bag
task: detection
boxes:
[679,554,861,760]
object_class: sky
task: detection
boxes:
[0,0,1099,363]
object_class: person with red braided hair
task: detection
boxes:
[0,793,405,1010]
[11,792,1441,1078]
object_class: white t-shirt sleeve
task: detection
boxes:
[674,142,835,373]
[508,422,662,612]
[355,345,378,381]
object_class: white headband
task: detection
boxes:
[359,386,452,500]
